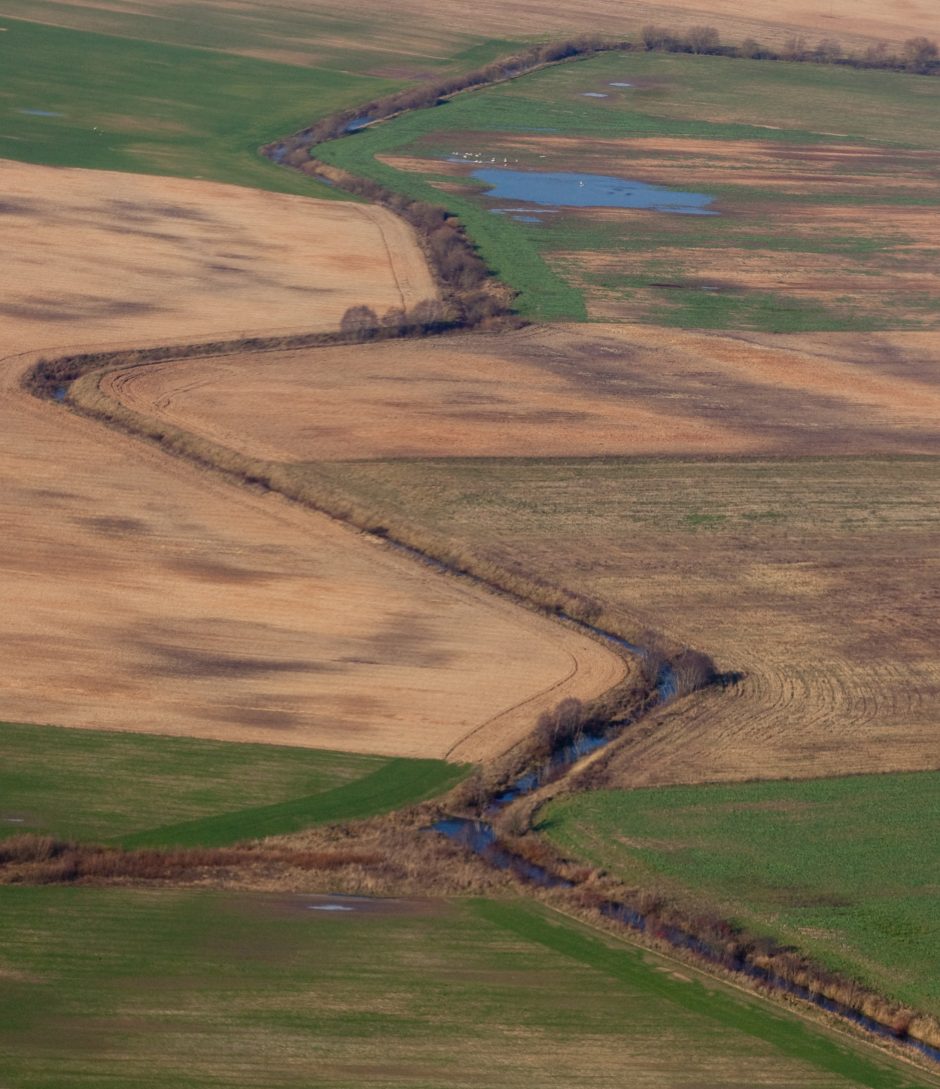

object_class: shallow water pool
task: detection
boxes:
[472,167,715,215]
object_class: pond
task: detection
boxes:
[471,166,716,216]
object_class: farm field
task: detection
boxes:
[94,323,940,783]
[8,0,937,54]
[0,160,623,762]
[0,374,622,759]
[0,720,464,848]
[0,159,436,349]
[320,454,940,784]
[0,16,409,196]
[0,0,512,72]
[542,771,940,1017]
[101,325,940,460]
[0,887,934,1089]
[2,0,939,1073]
[317,51,940,324]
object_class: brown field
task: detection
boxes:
[0,159,436,354]
[12,0,938,56]
[100,324,940,459]
[95,323,940,784]
[0,162,624,761]
[564,205,940,327]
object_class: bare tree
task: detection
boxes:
[902,36,939,73]
[815,38,843,63]
[339,304,379,340]
[685,25,721,54]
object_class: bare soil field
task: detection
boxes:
[13,0,938,54]
[97,324,940,784]
[101,325,940,460]
[0,162,623,761]
[0,159,435,351]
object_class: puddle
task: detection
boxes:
[471,167,716,215]
[610,81,633,88]
[582,92,609,98]
[345,116,374,133]
[18,108,63,117]
[491,207,558,216]
[491,209,544,223]
[307,903,354,912]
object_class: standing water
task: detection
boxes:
[470,167,716,215]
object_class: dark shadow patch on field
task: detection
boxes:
[162,557,286,585]
[78,515,151,537]
[0,297,160,322]
[140,644,324,679]
[0,199,35,216]
[445,407,593,425]
[197,703,302,730]
[127,617,342,680]
[28,487,81,503]
[529,335,940,452]
[105,198,218,225]
[363,611,455,668]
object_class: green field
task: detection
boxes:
[542,772,940,1016]
[0,0,512,73]
[0,16,405,195]
[0,721,465,848]
[316,51,940,325]
[0,887,933,1089]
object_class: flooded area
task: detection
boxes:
[470,167,716,216]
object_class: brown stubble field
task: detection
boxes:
[0,161,625,761]
[99,324,940,460]
[97,323,940,784]
[12,0,938,55]
[0,159,436,350]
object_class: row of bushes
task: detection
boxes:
[639,24,939,74]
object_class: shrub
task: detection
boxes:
[339,304,379,340]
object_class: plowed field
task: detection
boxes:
[0,162,622,760]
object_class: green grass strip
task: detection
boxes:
[118,758,468,848]
[476,899,935,1089]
